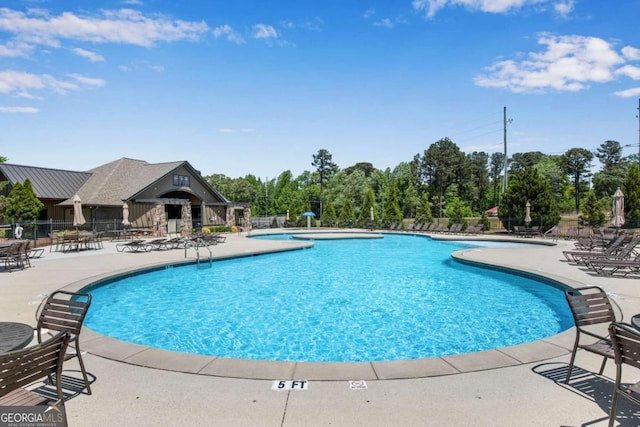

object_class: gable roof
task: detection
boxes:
[60,157,229,206]
[0,163,90,199]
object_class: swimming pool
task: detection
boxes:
[84,234,573,362]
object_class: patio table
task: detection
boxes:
[0,321,34,353]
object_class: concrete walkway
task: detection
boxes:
[2,230,640,426]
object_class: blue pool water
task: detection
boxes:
[84,234,573,362]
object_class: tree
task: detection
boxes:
[338,197,354,227]
[343,162,375,177]
[414,193,433,225]
[312,149,338,217]
[489,152,505,206]
[359,188,376,227]
[562,148,594,213]
[498,168,560,230]
[509,151,544,173]
[535,155,572,212]
[595,140,624,168]
[418,137,465,204]
[5,179,44,220]
[444,185,472,227]
[382,181,402,227]
[592,140,630,199]
[623,163,640,228]
[578,192,605,226]
[322,199,337,227]
[461,151,489,213]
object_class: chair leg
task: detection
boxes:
[75,343,92,395]
[598,357,608,375]
[565,341,580,384]
[608,388,620,427]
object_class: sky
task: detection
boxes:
[1,0,639,179]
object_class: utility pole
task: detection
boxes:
[502,106,508,192]
[637,98,640,164]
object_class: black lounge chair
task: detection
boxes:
[116,240,151,252]
[562,234,627,264]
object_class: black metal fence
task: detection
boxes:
[0,219,132,242]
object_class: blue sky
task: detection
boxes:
[1,0,639,179]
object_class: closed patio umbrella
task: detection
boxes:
[73,194,86,227]
[611,187,625,228]
[524,201,531,225]
[122,202,130,227]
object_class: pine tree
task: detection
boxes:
[322,199,337,227]
[359,189,376,227]
[578,192,605,226]
[339,198,354,227]
[383,182,403,228]
[415,193,433,225]
[6,179,44,220]
[499,168,560,230]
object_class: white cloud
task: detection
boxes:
[71,47,104,62]
[252,24,278,40]
[279,18,323,32]
[412,0,571,19]
[212,25,245,44]
[68,73,106,87]
[622,46,640,61]
[0,8,210,49]
[0,69,104,97]
[374,18,394,28]
[614,87,640,98]
[0,106,38,113]
[616,65,640,80]
[474,34,630,93]
[118,60,164,73]
[0,40,33,57]
[363,8,376,19]
[554,0,574,18]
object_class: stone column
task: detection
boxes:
[180,204,192,237]
[226,206,235,228]
[154,204,166,237]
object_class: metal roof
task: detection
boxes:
[0,163,91,199]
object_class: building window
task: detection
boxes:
[173,174,190,187]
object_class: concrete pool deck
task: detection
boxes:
[2,229,640,426]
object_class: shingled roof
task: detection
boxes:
[0,163,90,199]
[59,157,228,206]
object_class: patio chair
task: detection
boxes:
[562,234,628,264]
[430,223,444,233]
[18,240,31,268]
[116,240,151,252]
[0,330,70,425]
[0,241,25,271]
[586,253,640,277]
[579,236,640,269]
[564,286,616,384]
[36,290,93,395]
[607,322,640,427]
